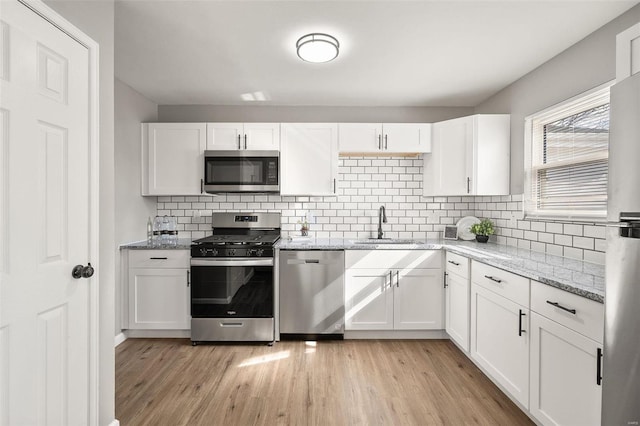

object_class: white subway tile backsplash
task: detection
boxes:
[156,157,607,264]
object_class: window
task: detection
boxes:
[524,85,611,220]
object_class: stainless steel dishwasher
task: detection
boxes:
[279,250,345,339]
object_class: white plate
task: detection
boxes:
[456,216,480,241]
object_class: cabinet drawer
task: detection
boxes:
[445,252,469,279]
[471,261,529,307]
[531,280,604,343]
[345,250,442,270]
[128,249,190,268]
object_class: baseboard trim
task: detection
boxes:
[124,329,191,339]
[344,330,448,340]
[114,332,127,347]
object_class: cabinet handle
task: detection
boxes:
[467,177,471,194]
[200,178,204,194]
[518,309,526,336]
[396,270,399,287]
[378,134,382,150]
[150,257,168,260]
[484,275,502,283]
[333,178,336,194]
[444,272,448,288]
[389,270,392,289]
[244,134,247,150]
[238,134,241,150]
[384,134,388,150]
[447,260,460,266]
[596,348,603,386]
[546,300,576,315]
[187,270,190,287]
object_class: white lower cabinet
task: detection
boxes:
[126,250,190,330]
[345,250,443,331]
[529,312,602,426]
[470,282,530,408]
[445,271,470,351]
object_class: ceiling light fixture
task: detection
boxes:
[296,33,340,63]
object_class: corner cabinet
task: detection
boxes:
[142,123,206,196]
[423,114,510,196]
[126,249,190,330]
[345,250,443,331]
[280,123,338,196]
[206,123,280,150]
[338,123,432,153]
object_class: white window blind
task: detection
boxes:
[525,86,610,220]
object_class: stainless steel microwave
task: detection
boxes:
[203,150,279,193]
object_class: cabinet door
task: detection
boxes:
[393,269,443,330]
[383,123,431,153]
[470,283,529,407]
[244,123,280,150]
[206,123,244,150]
[530,313,602,426]
[423,116,473,196]
[128,268,190,330]
[280,123,338,196]
[143,123,206,195]
[338,123,382,152]
[345,269,394,330]
[446,271,470,351]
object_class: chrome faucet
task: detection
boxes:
[377,205,387,239]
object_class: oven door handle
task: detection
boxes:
[190,258,274,267]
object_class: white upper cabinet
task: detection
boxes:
[142,123,206,196]
[280,123,338,196]
[423,114,510,196]
[338,123,431,153]
[207,123,280,150]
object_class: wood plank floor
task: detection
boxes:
[116,339,533,426]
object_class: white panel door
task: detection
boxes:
[0,2,94,425]
[530,313,602,426]
[206,123,244,150]
[345,269,393,330]
[128,268,190,330]
[470,283,529,408]
[393,269,443,330]
[383,123,431,153]
[424,116,472,196]
[445,272,470,351]
[338,123,382,152]
[144,123,205,195]
[244,123,280,150]
[280,123,338,196]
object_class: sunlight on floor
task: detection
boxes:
[238,350,290,367]
[305,341,316,354]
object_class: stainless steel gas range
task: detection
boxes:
[189,212,280,344]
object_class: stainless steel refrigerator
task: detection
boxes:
[602,70,640,425]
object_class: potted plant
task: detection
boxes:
[470,219,495,243]
[297,218,309,236]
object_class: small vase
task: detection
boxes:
[475,235,489,243]
[301,227,309,236]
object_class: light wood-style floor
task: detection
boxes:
[116,339,533,426]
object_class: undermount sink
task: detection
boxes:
[351,238,416,245]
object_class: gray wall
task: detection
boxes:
[158,105,473,123]
[114,79,158,334]
[475,4,640,193]
[44,1,116,425]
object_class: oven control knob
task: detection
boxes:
[199,248,207,256]
[228,249,236,256]
[255,249,264,257]
[211,249,218,257]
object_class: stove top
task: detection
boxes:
[193,234,280,246]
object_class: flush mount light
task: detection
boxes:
[296,33,340,63]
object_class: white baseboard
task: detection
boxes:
[124,329,191,339]
[344,330,449,340]
[114,332,127,347]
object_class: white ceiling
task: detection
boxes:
[114,1,638,107]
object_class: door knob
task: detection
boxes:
[72,263,95,279]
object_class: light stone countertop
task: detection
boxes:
[276,237,605,304]
[119,238,194,250]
